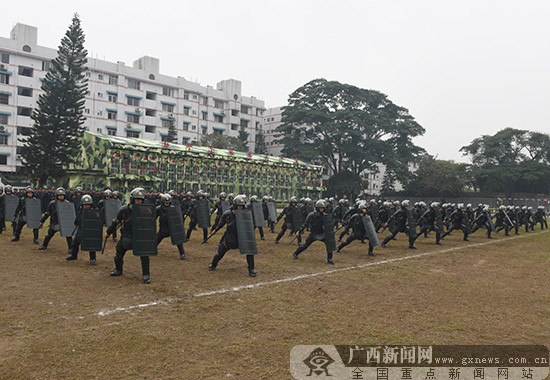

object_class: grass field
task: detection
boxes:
[0,222,549,379]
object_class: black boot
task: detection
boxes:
[327,251,334,265]
[89,252,96,265]
[247,255,256,277]
[381,235,393,248]
[178,244,186,260]
[111,256,123,276]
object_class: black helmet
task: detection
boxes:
[130,188,146,204]
[5,185,12,193]
[315,199,327,212]
[289,196,297,204]
[197,190,205,198]
[81,195,93,206]
[228,193,234,200]
[250,195,258,202]
[25,186,34,195]
[55,187,66,197]
[233,194,247,207]
[161,194,172,205]
[75,186,83,193]
[219,192,227,199]
[168,190,176,197]
[103,189,112,198]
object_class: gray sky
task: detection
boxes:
[4,0,550,161]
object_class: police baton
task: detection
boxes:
[202,230,216,244]
[289,231,301,245]
[102,222,121,254]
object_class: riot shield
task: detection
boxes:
[221,200,230,214]
[104,199,121,227]
[487,213,496,232]
[235,208,258,255]
[435,208,444,233]
[25,198,42,229]
[370,205,379,223]
[361,215,380,247]
[251,202,264,228]
[167,206,188,245]
[305,205,314,215]
[57,201,76,237]
[462,211,471,233]
[171,198,181,208]
[5,195,18,222]
[322,213,336,254]
[267,202,277,222]
[196,199,211,228]
[132,204,157,256]
[81,209,103,251]
[406,208,417,239]
[291,207,304,232]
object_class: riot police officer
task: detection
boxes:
[106,188,152,284]
[381,200,417,249]
[275,196,302,245]
[208,195,257,277]
[12,186,40,244]
[156,194,186,260]
[38,187,74,252]
[98,189,117,242]
[185,190,210,242]
[66,195,97,264]
[248,195,265,240]
[292,199,335,264]
[211,192,228,232]
[336,202,376,255]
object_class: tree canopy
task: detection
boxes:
[199,133,247,152]
[275,79,425,192]
[404,156,470,197]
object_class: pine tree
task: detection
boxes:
[21,14,88,186]
[254,130,267,154]
[238,126,249,151]
[167,118,177,143]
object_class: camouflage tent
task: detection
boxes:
[66,132,325,201]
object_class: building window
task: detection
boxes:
[145,109,156,117]
[182,137,190,145]
[163,87,175,97]
[214,114,224,123]
[202,96,208,106]
[97,110,103,116]
[96,128,102,133]
[0,52,9,64]
[184,108,190,116]
[240,119,249,128]
[0,114,8,124]
[98,73,104,80]
[162,103,174,113]
[201,126,208,135]
[18,66,34,77]
[231,124,238,131]
[22,45,31,52]
[145,125,156,133]
[97,92,103,98]
[0,74,10,84]
[108,93,117,102]
[182,123,189,131]
[161,119,173,128]
[17,107,32,117]
[127,78,140,90]
[127,114,140,123]
[202,112,208,120]
[240,105,250,114]
[0,155,7,165]
[214,99,224,109]
[256,109,264,116]
[231,109,239,116]
[191,125,196,130]
[127,97,140,106]
[84,108,90,114]
[107,128,116,136]
[0,94,8,104]
[0,135,8,145]
[214,129,222,136]
[183,91,189,100]
[42,61,51,71]
[126,130,139,138]
[146,92,156,100]
[109,75,118,85]
[107,110,117,120]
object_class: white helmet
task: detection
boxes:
[499,205,506,210]
[401,200,410,207]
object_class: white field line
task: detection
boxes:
[94,230,548,317]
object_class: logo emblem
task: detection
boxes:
[303,347,334,376]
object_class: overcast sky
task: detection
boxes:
[4,0,549,161]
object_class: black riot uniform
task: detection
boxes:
[381,200,417,249]
[336,204,375,255]
[156,194,186,260]
[292,200,334,264]
[210,192,228,232]
[12,187,40,244]
[106,188,151,284]
[494,207,512,236]
[248,196,265,240]
[441,206,470,241]
[470,208,493,238]
[98,190,117,242]
[275,197,302,245]
[208,195,256,277]
[38,188,73,251]
[66,195,97,264]
[416,204,443,245]
[185,190,209,242]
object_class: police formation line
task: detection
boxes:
[0,186,547,284]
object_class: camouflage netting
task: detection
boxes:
[66,132,325,200]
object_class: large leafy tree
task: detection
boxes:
[275,79,425,187]
[21,14,88,186]
[199,133,247,151]
[461,128,550,195]
[404,156,470,197]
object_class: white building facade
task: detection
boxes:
[0,23,266,174]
